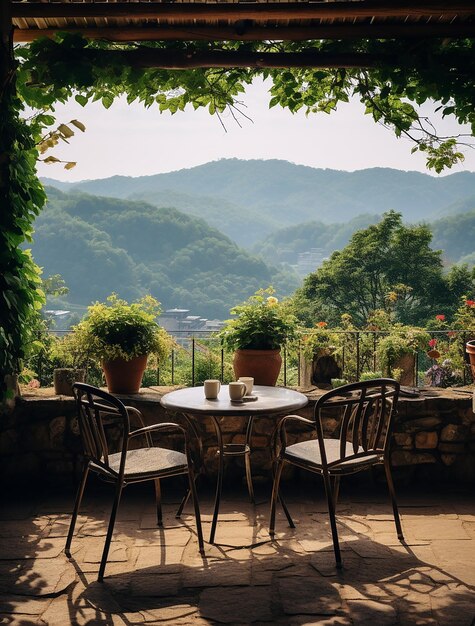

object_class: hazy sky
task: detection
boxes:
[36,78,475,182]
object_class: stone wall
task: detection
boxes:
[1,386,474,487]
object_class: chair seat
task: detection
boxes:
[104,447,188,479]
[284,438,381,471]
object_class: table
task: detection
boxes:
[160,385,308,543]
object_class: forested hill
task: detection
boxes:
[253,210,475,268]
[41,159,475,245]
[31,188,299,319]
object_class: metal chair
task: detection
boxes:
[269,379,403,568]
[65,383,204,581]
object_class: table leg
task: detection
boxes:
[244,415,255,503]
[210,415,224,544]
[175,413,203,520]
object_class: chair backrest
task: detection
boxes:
[313,379,400,468]
[72,383,130,477]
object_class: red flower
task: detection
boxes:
[428,338,438,348]
[435,314,445,321]
[317,321,328,328]
[466,300,475,307]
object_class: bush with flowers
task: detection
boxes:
[422,300,475,385]
[219,287,297,351]
[301,320,343,362]
[453,297,475,332]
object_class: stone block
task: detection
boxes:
[391,450,436,466]
[440,423,469,442]
[415,431,438,449]
[438,442,465,454]
[0,429,19,455]
[441,454,457,466]
[402,417,442,433]
[69,416,80,437]
[253,418,275,435]
[24,423,50,451]
[49,416,66,447]
[393,432,413,448]
[219,416,246,433]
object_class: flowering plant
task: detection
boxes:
[70,294,171,364]
[301,324,342,361]
[453,297,475,332]
[425,359,459,387]
[219,287,297,351]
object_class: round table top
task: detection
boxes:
[160,385,308,416]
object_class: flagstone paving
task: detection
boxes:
[0,480,474,625]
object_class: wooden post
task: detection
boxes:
[0,1,17,401]
[0,0,14,218]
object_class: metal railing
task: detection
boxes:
[26,327,474,389]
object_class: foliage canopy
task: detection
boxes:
[16,34,475,172]
[295,211,475,328]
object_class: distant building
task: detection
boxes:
[44,310,71,318]
[160,308,224,336]
[294,248,327,277]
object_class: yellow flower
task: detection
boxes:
[267,296,278,306]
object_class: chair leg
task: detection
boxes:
[278,489,295,529]
[176,486,190,519]
[322,471,342,569]
[269,458,287,537]
[187,466,204,555]
[384,457,404,540]
[65,463,89,557]
[98,481,123,582]
[154,478,163,527]
[332,476,341,510]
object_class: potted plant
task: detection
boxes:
[452,298,475,379]
[376,325,429,385]
[219,287,297,385]
[300,322,343,387]
[47,335,86,396]
[70,294,171,393]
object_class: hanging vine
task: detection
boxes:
[1,33,474,404]
[0,49,45,405]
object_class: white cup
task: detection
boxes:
[228,381,247,401]
[204,379,221,399]
[238,377,254,395]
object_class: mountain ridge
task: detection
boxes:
[41,159,475,246]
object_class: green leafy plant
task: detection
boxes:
[70,294,171,364]
[301,322,342,362]
[376,326,430,373]
[219,287,297,351]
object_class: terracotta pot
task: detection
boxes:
[102,355,148,394]
[233,349,282,386]
[466,340,475,380]
[53,368,85,396]
[384,352,416,387]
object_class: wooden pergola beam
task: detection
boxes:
[72,49,381,69]
[11,1,475,21]
[13,21,475,43]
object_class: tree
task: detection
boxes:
[295,211,444,327]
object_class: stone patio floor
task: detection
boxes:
[1,478,474,625]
